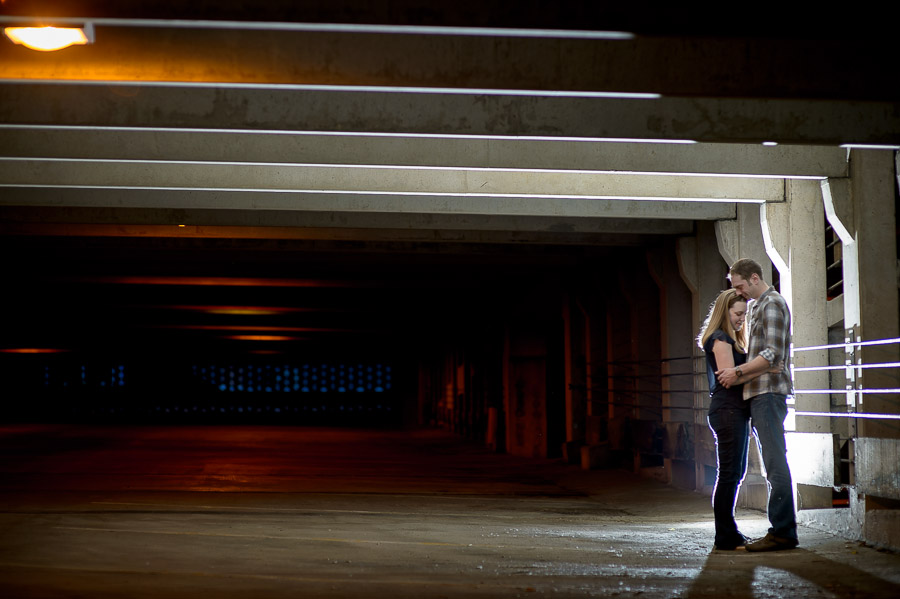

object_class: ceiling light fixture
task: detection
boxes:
[4,23,94,51]
[0,348,69,354]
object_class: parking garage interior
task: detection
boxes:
[2,1,900,597]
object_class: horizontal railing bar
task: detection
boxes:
[794,337,900,352]
[793,362,900,372]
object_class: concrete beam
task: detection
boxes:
[0,186,735,222]
[1,82,897,146]
[0,127,849,178]
[0,205,694,238]
[0,221,683,245]
[0,26,895,102]
[0,159,780,206]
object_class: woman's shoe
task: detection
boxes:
[713,532,750,551]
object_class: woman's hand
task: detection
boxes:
[716,367,740,389]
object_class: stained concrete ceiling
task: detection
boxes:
[0,1,897,357]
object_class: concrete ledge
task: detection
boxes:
[856,437,900,501]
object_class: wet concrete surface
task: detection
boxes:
[1,424,898,598]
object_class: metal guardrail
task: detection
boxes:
[791,336,900,421]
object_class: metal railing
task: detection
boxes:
[791,336,900,421]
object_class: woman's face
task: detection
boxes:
[728,301,747,331]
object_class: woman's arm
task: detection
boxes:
[717,356,784,388]
[711,340,735,372]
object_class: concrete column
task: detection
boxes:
[562,294,587,449]
[851,150,900,440]
[677,221,729,493]
[715,203,777,508]
[822,176,860,442]
[756,182,830,517]
[604,256,663,477]
[648,244,697,489]
[504,320,550,459]
[761,199,792,304]
[715,202,772,283]
[618,258,662,424]
[786,180,830,434]
[850,149,900,550]
[579,286,611,471]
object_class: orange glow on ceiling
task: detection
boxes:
[152,325,342,333]
[73,276,369,288]
[224,335,301,342]
[0,348,69,354]
[152,305,315,316]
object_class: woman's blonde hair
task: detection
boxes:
[697,289,747,352]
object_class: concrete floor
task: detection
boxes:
[1,424,898,598]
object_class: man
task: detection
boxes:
[716,258,799,552]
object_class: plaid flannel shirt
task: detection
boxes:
[743,287,793,400]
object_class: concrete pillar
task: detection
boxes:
[822,175,859,455]
[851,149,900,551]
[715,202,772,283]
[715,201,775,508]
[851,150,900,441]
[757,182,830,516]
[580,286,611,471]
[563,294,587,450]
[618,257,662,424]
[677,221,729,493]
[503,319,549,459]
[786,180,830,434]
[648,244,697,489]
[761,198,792,302]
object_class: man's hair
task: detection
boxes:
[728,258,764,282]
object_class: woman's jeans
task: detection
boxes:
[749,393,798,540]
[707,403,750,546]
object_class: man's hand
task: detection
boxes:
[716,367,740,389]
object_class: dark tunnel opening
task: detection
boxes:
[1,233,690,458]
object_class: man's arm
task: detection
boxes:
[716,355,771,388]
[717,298,788,388]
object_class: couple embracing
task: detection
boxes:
[697,258,799,552]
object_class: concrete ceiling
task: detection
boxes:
[0,1,897,357]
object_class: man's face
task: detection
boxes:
[730,273,759,301]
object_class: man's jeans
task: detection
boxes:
[750,393,798,540]
[708,405,751,546]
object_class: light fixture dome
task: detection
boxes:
[4,24,93,51]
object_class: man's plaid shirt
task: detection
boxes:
[743,287,793,400]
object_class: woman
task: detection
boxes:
[697,289,751,550]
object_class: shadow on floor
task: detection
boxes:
[687,547,900,599]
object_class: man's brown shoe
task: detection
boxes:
[745,533,799,552]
